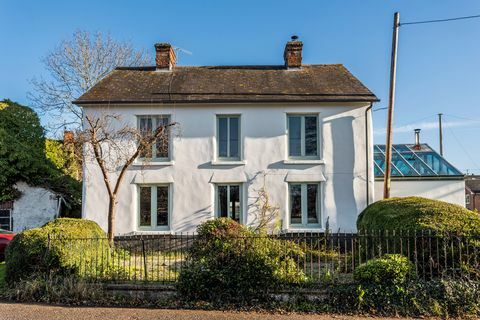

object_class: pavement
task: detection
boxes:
[0,302,414,320]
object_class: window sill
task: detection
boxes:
[133,161,174,167]
[131,230,171,235]
[283,159,324,165]
[283,228,324,233]
[211,160,246,166]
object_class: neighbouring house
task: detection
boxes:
[373,130,465,206]
[465,175,480,211]
[75,37,379,234]
[0,182,62,232]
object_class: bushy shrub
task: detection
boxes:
[327,278,480,317]
[357,197,480,235]
[177,218,306,303]
[354,254,416,286]
[5,218,108,284]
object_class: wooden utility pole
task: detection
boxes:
[438,113,443,156]
[383,12,400,199]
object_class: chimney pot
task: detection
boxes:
[284,36,303,69]
[414,128,421,150]
[155,43,176,70]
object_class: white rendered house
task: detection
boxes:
[75,38,378,234]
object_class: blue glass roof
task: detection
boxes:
[374,144,463,178]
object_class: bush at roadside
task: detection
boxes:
[177,218,306,303]
[5,218,108,285]
[353,254,416,286]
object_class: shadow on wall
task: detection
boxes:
[329,115,358,230]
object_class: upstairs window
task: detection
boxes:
[215,184,242,223]
[287,114,319,159]
[138,115,171,160]
[139,185,170,230]
[289,183,321,228]
[217,115,240,160]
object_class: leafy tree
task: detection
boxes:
[0,99,81,214]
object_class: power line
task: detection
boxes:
[400,14,480,26]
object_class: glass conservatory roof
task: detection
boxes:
[374,144,463,178]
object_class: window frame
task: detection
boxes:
[137,184,171,231]
[466,194,471,205]
[0,208,13,231]
[286,113,321,160]
[288,182,322,229]
[137,115,172,162]
[216,115,241,161]
[214,183,243,223]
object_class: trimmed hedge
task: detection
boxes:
[5,218,107,285]
[177,218,306,303]
[357,197,480,235]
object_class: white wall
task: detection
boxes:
[82,102,373,234]
[374,179,465,206]
[12,182,59,232]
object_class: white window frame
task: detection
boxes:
[214,184,243,223]
[286,114,320,160]
[0,208,13,231]
[288,182,322,228]
[216,115,241,161]
[466,194,471,205]
[137,184,171,231]
[137,115,171,161]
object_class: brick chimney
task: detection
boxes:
[284,36,303,69]
[155,43,176,71]
[63,130,74,145]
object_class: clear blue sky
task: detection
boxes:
[1,0,480,174]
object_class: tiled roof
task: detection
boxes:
[74,64,378,105]
[466,176,480,192]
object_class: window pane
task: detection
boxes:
[218,118,228,157]
[290,184,302,224]
[139,117,153,158]
[305,116,318,156]
[288,116,301,156]
[155,117,170,159]
[156,186,169,226]
[218,186,228,218]
[139,187,151,226]
[229,185,240,222]
[229,117,239,158]
[307,184,319,224]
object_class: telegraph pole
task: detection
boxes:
[438,113,443,155]
[383,12,400,199]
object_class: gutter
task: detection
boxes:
[365,103,373,206]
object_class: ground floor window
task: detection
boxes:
[0,208,12,231]
[138,185,170,230]
[215,184,242,223]
[289,183,321,228]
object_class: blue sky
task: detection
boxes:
[1,0,480,174]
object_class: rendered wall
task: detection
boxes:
[374,179,465,206]
[12,181,59,232]
[82,102,373,234]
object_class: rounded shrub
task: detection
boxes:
[357,197,480,235]
[354,254,416,286]
[5,218,107,285]
[177,218,306,303]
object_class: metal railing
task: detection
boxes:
[48,231,480,285]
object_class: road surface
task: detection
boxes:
[0,302,415,320]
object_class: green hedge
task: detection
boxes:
[354,254,416,286]
[357,197,480,235]
[177,218,306,303]
[5,218,107,285]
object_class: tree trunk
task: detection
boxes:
[107,195,116,246]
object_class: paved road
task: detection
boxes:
[0,302,415,320]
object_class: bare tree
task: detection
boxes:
[29,30,151,130]
[77,113,176,244]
